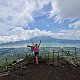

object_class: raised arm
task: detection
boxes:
[31,40,34,46]
[38,40,41,47]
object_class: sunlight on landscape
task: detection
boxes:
[0,0,80,80]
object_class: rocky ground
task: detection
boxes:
[0,60,80,80]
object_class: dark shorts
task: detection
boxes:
[35,52,39,56]
[34,52,39,63]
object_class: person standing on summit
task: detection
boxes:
[31,40,41,64]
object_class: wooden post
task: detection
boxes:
[67,50,70,61]
[75,47,77,64]
[6,58,8,69]
[18,53,19,59]
[67,51,69,58]
[58,51,59,66]
[42,53,43,58]
[48,52,49,60]
[45,53,46,58]
[53,49,54,65]
[62,49,63,58]
[40,53,41,57]
[48,52,49,64]
[8,71,10,80]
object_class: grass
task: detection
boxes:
[0,53,26,69]
[0,52,80,69]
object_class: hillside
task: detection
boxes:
[0,36,80,46]
[0,58,80,80]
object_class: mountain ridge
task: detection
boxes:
[0,36,80,46]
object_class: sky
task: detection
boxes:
[0,0,80,43]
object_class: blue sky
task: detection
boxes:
[0,0,80,43]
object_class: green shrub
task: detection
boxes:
[0,63,7,69]
[12,60,17,64]
[24,55,33,62]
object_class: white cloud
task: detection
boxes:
[50,0,80,22]
[0,0,80,29]
[0,0,51,35]
[0,0,37,35]
[0,27,80,43]
[0,0,80,42]
[69,20,80,28]
[0,27,51,43]
[55,30,80,40]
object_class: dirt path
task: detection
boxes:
[7,64,80,80]
[0,59,80,80]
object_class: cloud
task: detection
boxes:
[55,30,80,40]
[0,0,51,35]
[0,27,51,43]
[0,27,80,43]
[1,0,80,29]
[0,0,80,42]
[69,20,80,28]
[0,0,36,35]
[49,0,80,22]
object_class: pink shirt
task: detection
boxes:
[34,47,39,52]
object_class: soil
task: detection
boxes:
[0,56,80,80]
[0,62,80,80]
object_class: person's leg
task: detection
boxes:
[34,52,37,63]
[35,52,39,64]
[36,54,39,64]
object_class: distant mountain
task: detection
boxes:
[0,36,80,46]
[30,36,80,43]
